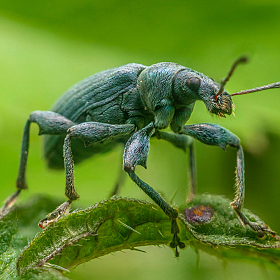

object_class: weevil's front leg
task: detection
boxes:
[155,131,196,201]
[39,121,136,228]
[0,111,76,218]
[182,123,275,237]
[123,123,185,256]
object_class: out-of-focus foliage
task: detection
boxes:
[0,1,280,279]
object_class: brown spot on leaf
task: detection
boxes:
[184,205,214,224]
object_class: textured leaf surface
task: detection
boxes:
[181,194,280,270]
[0,196,69,280]
[17,197,191,275]
[1,194,280,279]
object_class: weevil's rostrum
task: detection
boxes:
[1,57,280,256]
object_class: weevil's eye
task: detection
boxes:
[187,77,201,92]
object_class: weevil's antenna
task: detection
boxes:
[231,82,280,96]
[215,56,248,100]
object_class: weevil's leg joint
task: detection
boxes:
[123,122,155,172]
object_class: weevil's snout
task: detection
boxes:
[209,92,233,117]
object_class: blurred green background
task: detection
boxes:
[1,0,280,279]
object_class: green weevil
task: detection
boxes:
[1,56,280,256]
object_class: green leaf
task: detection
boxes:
[0,196,69,280]
[1,194,280,279]
[181,194,280,270]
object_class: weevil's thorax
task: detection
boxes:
[173,69,233,117]
[137,62,186,113]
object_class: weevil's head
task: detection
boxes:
[174,56,280,119]
[174,70,233,117]
[174,56,253,117]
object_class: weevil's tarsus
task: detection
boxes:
[232,209,277,238]
[170,230,186,257]
[231,82,280,96]
[215,56,248,99]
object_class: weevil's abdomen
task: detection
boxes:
[43,63,147,169]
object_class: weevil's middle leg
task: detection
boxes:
[123,124,186,256]
[39,121,136,227]
[110,166,126,197]
[155,131,196,202]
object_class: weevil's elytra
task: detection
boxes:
[1,57,280,256]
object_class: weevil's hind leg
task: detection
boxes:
[155,131,196,202]
[182,123,276,237]
[0,120,30,217]
[39,121,136,228]
[109,143,126,197]
[110,165,126,197]
[123,124,185,257]
[0,111,76,219]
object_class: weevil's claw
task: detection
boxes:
[39,200,71,229]
[170,233,185,257]
[249,222,277,239]
[170,218,185,257]
[234,209,277,239]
